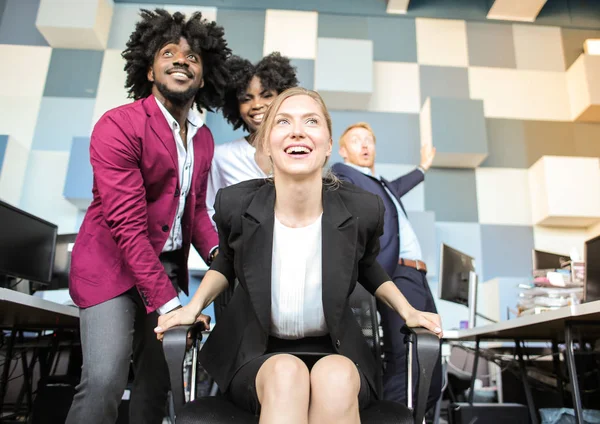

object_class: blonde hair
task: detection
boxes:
[255,87,332,154]
[338,122,376,148]
[254,87,339,187]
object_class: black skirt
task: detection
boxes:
[226,335,373,415]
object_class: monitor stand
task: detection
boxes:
[468,270,478,328]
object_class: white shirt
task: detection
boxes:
[154,97,200,315]
[270,214,327,339]
[345,163,423,261]
[206,137,268,227]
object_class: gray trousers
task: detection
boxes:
[66,251,182,424]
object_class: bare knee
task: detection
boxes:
[256,354,310,404]
[310,355,360,412]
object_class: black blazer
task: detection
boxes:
[330,163,424,276]
[200,179,391,397]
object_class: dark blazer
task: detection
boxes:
[199,179,391,397]
[330,163,424,277]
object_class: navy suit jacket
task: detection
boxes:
[331,162,424,276]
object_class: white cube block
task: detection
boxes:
[529,156,600,227]
[567,53,600,122]
[36,0,113,50]
[487,0,548,22]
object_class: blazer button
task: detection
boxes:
[174,188,180,197]
[162,225,169,232]
[335,339,341,348]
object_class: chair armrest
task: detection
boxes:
[163,323,205,420]
[401,326,441,424]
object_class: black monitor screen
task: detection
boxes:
[50,233,77,290]
[0,200,57,284]
[585,235,600,303]
[439,244,475,306]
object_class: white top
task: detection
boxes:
[155,96,201,252]
[206,137,268,227]
[270,214,327,339]
[155,97,208,315]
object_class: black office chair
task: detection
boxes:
[163,284,440,424]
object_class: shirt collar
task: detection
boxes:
[154,95,202,130]
[345,162,380,179]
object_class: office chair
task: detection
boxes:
[163,284,441,424]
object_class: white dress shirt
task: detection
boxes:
[154,97,200,314]
[270,214,327,339]
[345,163,423,261]
[206,137,268,227]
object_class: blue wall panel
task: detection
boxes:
[44,49,104,98]
[64,137,93,204]
[0,0,48,46]
[0,135,8,175]
[32,97,95,151]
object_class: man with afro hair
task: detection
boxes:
[66,9,229,424]
[206,52,298,225]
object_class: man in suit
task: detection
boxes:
[331,122,442,410]
[66,9,230,424]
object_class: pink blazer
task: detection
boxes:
[70,96,219,313]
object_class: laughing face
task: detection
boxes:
[266,94,332,179]
[148,37,204,106]
[239,76,277,133]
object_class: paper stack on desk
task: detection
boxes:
[518,259,584,315]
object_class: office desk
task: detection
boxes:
[444,301,600,424]
[0,288,79,330]
[0,288,80,418]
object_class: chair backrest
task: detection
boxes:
[348,284,384,391]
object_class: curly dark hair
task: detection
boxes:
[122,8,230,112]
[222,52,299,132]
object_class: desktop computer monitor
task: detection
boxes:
[0,200,57,286]
[584,235,600,303]
[50,233,78,290]
[439,244,478,327]
[439,244,475,306]
[532,249,569,271]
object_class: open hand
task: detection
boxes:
[419,144,436,171]
[404,307,443,338]
[154,305,210,341]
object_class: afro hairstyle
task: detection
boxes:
[122,8,231,112]
[221,52,299,132]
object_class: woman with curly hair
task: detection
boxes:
[66,9,229,424]
[206,53,298,224]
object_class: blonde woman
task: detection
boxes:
[155,87,442,424]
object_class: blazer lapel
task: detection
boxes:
[145,96,179,171]
[321,186,357,333]
[381,177,407,216]
[241,183,276,333]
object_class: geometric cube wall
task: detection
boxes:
[0,136,30,206]
[529,156,600,227]
[420,97,488,168]
[36,0,113,50]
[487,0,548,22]
[567,53,600,122]
[64,137,93,210]
[315,37,373,110]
